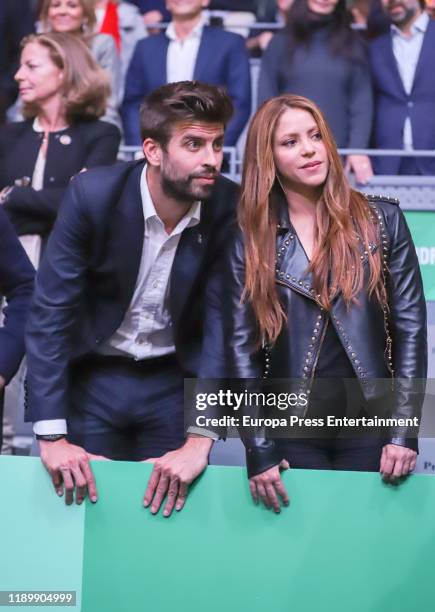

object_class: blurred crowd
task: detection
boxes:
[0,0,435,259]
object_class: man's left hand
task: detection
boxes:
[380,443,417,482]
[143,435,213,517]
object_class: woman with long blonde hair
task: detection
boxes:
[223,94,426,512]
[38,0,122,129]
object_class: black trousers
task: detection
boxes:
[274,378,385,472]
[67,354,185,461]
[275,437,384,472]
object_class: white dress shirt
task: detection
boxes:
[34,165,201,435]
[166,16,205,83]
[391,12,429,150]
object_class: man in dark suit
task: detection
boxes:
[368,0,435,174]
[0,207,34,448]
[26,81,237,516]
[122,0,251,146]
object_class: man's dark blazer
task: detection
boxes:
[0,119,121,238]
[0,207,34,383]
[368,19,435,174]
[121,25,251,146]
[25,160,238,424]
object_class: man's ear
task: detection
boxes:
[142,138,162,167]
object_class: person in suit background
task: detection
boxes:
[0,32,120,263]
[368,0,435,174]
[0,208,34,450]
[0,0,34,124]
[94,1,147,94]
[38,0,122,130]
[26,81,238,516]
[126,0,171,24]
[122,0,251,147]
[257,0,374,185]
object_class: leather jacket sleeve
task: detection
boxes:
[383,204,427,450]
[225,228,283,477]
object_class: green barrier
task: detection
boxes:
[2,457,435,611]
[0,457,84,611]
[405,211,435,300]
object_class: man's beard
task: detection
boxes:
[387,2,417,25]
[160,165,218,203]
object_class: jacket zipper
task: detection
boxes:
[276,278,329,418]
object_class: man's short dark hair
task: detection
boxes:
[139,81,234,147]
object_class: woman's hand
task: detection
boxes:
[249,459,290,513]
[380,443,417,482]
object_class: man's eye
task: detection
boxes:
[213,142,223,151]
[186,141,200,150]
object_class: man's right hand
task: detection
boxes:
[39,439,98,506]
[249,460,290,513]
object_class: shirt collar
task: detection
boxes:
[391,11,429,38]
[166,14,205,42]
[140,164,201,231]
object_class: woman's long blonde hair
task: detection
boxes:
[239,94,385,345]
[21,33,109,123]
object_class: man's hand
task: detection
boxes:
[380,443,417,482]
[346,154,373,185]
[143,436,213,517]
[249,460,290,513]
[39,439,98,505]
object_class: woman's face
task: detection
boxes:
[15,42,63,106]
[47,0,85,34]
[307,0,339,15]
[273,107,329,191]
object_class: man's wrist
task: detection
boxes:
[36,434,67,442]
[185,434,214,453]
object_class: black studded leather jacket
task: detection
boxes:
[223,194,427,477]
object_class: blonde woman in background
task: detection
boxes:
[38,0,122,129]
[0,31,120,454]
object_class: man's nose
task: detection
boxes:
[203,146,221,168]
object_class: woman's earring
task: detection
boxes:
[81,18,89,33]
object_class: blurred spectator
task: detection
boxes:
[369,0,435,174]
[247,0,292,55]
[426,0,435,17]
[0,0,34,124]
[122,0,251,146]
[39,0,122,130]
[0,32,120,258]
[127,0,171,23]
[258,0,373,184]
[94,1,147,91]
[0,208,34,451]
[366,0,390,36]
[209,1,256,8]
